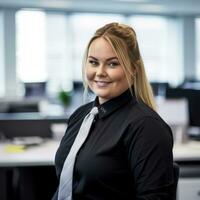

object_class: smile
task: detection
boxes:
[94,80,111,87]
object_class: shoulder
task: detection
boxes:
[129,100,170,128]
[124,100,173,142]
[123,101,173,158]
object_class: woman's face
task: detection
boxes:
[86,37,129,104]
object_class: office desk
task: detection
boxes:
[0,139,59,167]
[1,139,200,166]
[174,141,200,162]
[0,140,60,200]
[1,139,200,200]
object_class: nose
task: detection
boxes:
[96,65,107,76]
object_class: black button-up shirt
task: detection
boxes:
[53,89,174,200]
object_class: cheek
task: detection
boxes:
[86,67,94,81]
[111,69,127,82]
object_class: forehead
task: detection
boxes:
[88,37,117,59]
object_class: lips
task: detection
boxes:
[94,80,111,87]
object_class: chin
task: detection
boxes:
[92,87,108,94]
[94,91,109,98]
[95,92,109,98]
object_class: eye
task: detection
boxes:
[88,59,99,67]
[108,61,119,68]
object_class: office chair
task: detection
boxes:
[172,162,180,200]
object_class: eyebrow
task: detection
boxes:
[88,56,118,61]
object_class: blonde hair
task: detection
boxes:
[82,22,156,111]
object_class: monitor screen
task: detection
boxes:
[0,119,52,139]
[24,82,46,98]
[150,82,169,97]
[166,87,200,127]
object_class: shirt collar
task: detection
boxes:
[93,89,137,119]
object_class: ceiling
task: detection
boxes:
[0,0,200,15]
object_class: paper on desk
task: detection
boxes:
[4,136,44,153]
[12,136,44,146]
[4,144,26,153]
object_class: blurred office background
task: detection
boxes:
[1,0,200,199]
[1,0,200,137]
[0,0,199,98]
[0,0,200,104]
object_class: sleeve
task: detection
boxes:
[124,117,174,200]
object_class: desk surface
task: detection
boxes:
[1,140,200,167]
[173,140,200,161]
[0,140,59,167]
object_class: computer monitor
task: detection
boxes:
[150,82,169,97]
[24,82,46,98]
[0,119,52,139]
[166,87,200,127]
[8,101,39,113]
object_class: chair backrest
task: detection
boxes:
[172,162,180,200]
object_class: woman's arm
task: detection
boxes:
[125,117,174,199]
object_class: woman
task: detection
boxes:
[52,22,174,200]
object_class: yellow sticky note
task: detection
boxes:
[4,144,26,153]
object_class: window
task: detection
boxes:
[16,10,46,83]
[16,11,184,98]
[196,18,200,79]
[0,11,4,97]
[128,16,183,85]
[16,10,73,97]
[44,12,73,96]
[16,11,124,96]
